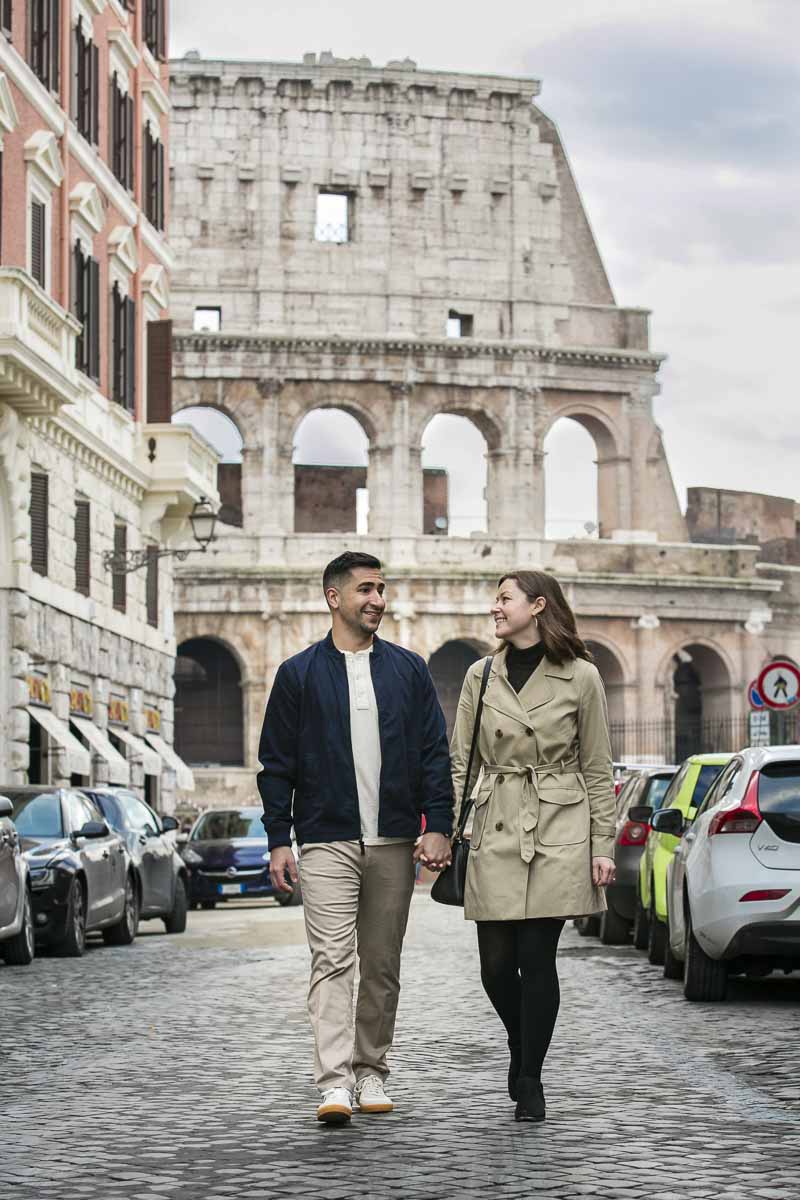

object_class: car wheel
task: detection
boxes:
[647,889,666,966]
[2,888,35,966]
[200,900,217,910]
[103,873,139,946]
[275,880,303,907]
[599,903,629,946]
[683,908,727,1001]
[163,877,188,934]
[574,915,600,937]
[57,877,87,958]
[632,889,650,951]
[662,929,683,980]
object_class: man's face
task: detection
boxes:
[328,567,387,635]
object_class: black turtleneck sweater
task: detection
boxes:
[506,641,546,694]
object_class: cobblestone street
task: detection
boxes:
[2,892,798,1200]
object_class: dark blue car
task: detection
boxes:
[181,806,301,908]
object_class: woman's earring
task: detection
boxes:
[533,615,539,629]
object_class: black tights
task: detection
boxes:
[476,918,565,1082]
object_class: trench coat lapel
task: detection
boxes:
[483,646,553,726]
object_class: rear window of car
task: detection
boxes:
[191,811,263,840]
[643,775,674,811]
[8,792,63,837]
[758,764,800,815]
[690,764,724,809]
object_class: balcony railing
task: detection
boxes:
[0,268,81,415]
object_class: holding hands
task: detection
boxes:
[592,856,616,887]
[414,832,452,872]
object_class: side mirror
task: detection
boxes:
[176,832,188,845]
[651,808,684,836]
[73,820,109,840]
[0,796,13,819]
[628,805,653,825]
[161,815,179,832]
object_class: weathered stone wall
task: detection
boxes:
[687,487,797,545]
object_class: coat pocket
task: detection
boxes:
[537,786,589,847]
[468,785,492,850]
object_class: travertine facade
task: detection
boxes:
[168,52,799,807]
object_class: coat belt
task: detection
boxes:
[480,760,581,864]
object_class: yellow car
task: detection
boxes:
[634,753,731,964]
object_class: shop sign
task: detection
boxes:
[70,686,94,717]
[27,675,51,706]
[108,695,130,725]
[144,707,161,733]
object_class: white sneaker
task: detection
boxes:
[355,1074,394,1114]
[316,1087,352,1124]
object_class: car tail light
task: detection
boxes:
[708,770,762,836]
[739,889,790,902]
[619,820,648,846]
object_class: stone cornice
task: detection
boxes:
[30,413,148,503]
[172,332,664,372]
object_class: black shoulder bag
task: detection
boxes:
[431,655,493,907]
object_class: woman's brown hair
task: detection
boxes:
[496,570,593,665]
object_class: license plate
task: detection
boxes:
[218,883,244,895]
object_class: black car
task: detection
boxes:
[0,796,34,966]
[82,789,189,934]
[182,806,301,908]
[4,785,136,956]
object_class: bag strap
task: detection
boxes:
[455,655,493,839]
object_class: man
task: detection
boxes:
[258,552,453,1124]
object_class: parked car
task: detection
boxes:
[3,785,136,956]
[81,789,189,935]
[659,746,800,1000]
[594,765,677,945]
[634,753,730,962]
[181,806,301,908]
[0,795,35,966]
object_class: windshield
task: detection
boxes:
[691,764,724,809]
[7,792,63,838]
[644,776,674,812]
[191,811,264,840]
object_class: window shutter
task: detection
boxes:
[125,92,134,189]
[112,282,122,403]
[31,200,46,287]
[1,1,12,37]
[110,75,118,176]
[30,471,49,577]
[146,544,159,627]
[75,498,91,596]
[89,257,100,381]
[112,522,127,612]
[125,295,136,411]
[157,138,165,230]
[73,239,85,370]
[90,42,99,144]
[147,319,173,423]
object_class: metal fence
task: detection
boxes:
[608,711,800,765]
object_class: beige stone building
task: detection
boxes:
[167,52,800,809]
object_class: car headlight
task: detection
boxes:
[29,868,55,890]
[182,848,203,865]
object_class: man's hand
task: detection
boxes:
[413,832,452,872]
[269,845,299,894]
[592,856,616,887]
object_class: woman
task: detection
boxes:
[450,570,616,1123]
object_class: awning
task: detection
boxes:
[27,706,91,777]
[70,716,130,786]
[145,734,195,792]
[111,728,161,776]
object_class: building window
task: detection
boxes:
[193,307,221,333]
[112,522,126,612]
[73,19,99,145]
[446,309,473,338]
[30,471,49,577]
[110,73,134,190]
[1,2,12,39]
[146,544,159,628]
[28,0,60,92]
[75,497,91,597]
[144,122,165,231]
[73,242,100,381]
[111,283,135,410]
[30,198,46,288]
[144,0,166,60]
[315,192,350,243]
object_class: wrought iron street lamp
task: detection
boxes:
[102,497,219,574]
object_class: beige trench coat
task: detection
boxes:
[451,648,616,922]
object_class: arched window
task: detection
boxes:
[174,638,244,766]
[421,415,487,536]
[429,639,486,734]
[293,409,370,534]
[544,418,598,540]
[585,641,625,727]
[173,406,245,527]
[672,644,731,759]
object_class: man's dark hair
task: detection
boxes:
[323,552,383,596]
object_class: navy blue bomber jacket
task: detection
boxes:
[257,632,454,849]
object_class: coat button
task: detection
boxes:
[526,727,534,736]
[496,775,505,784]
[495,821,504,832]
[495,729,504,739]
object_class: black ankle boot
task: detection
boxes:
[514,1076,545,1123]
[508,1044,522,1101]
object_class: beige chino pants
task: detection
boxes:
[298,840,416,1093]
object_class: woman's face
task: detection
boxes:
[491,578,545,642]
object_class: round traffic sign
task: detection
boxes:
[748,679,766,710]
[757,660,800,711]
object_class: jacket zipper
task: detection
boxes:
[359,836,365,856]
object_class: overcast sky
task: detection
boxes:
[171,0,799,538]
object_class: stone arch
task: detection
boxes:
[584,637,628,728]
[659,639,735,759]
[172,404,246,528]
[292,406,372,534]
[410,393,504,452]
[428,638,489,735]
[421,412,490,537]
[174,637,245,766]
[540,403,624,538]
[286,390,381,448]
